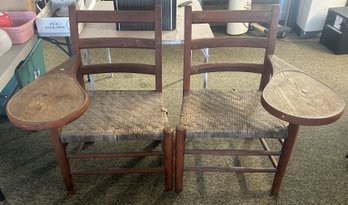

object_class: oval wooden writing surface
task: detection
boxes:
[262,70,345,125]
[6,72,89,130]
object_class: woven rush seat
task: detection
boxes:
[180,90,288,139]
[61,90,169,143]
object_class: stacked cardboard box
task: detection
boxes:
[0,0,36,12]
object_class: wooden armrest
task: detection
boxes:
[6,55,89,130]
[266,54,300,75]
[262,68,345,125]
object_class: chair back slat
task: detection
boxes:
[191,37,268,49]
[80,64,156,75]
[191,63,264,74]
[183,5,280,92]
[78,38,156,49]
[68,5,163,92]
[192,10,272,24]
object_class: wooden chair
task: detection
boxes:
[6,5,173,194]
[175,5,345,195]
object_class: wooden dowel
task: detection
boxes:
[185,149,281,156]
[185,166,276,173]
[68,151,163,159]
[71,167,163,175]
[259,138,278,168]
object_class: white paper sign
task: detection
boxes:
[334,15,343,30]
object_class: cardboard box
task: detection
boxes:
[114,0,176,31]
[0,0,36,12]
[36,0,95,37]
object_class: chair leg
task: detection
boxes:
[271,123,300,195]
[175,125,186,193]
[50,128,75,195]
[163,128,174,191]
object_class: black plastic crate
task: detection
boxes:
[320,7,348,54]
[113,0,176,30]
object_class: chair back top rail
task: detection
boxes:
[75,10,156,23]
[186,5,279,51]
[192,10,273,24]
[69,5,162,52]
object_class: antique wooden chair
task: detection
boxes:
[6,5,173,194]
[175,5,345,195]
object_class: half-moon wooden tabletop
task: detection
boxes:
[6,56,89,131]
[262,70,345,126]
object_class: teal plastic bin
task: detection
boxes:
[15,39,46,87]
[0,76,19,115]
[0,39,46,116]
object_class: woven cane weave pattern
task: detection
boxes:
[180,90,288,139]
[61,90,169,142]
